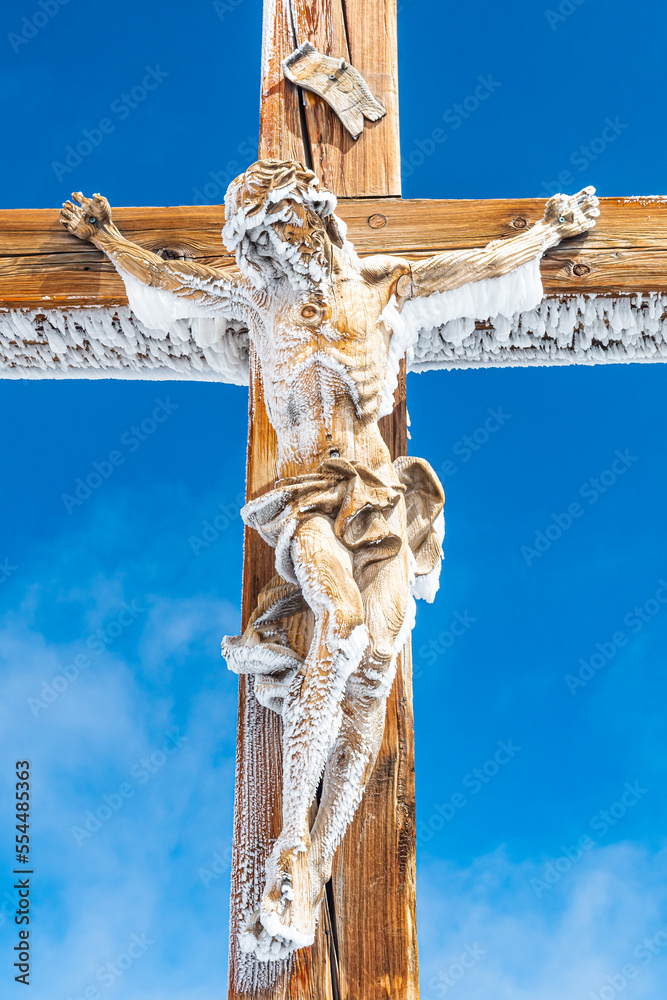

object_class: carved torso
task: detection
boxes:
[251,248,410,479]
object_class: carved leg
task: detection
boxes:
[307,680,388,893]
[309,518,412,899]
[242,514,367,960]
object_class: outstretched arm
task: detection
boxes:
[60,192,250,310]
[408,187,599,298]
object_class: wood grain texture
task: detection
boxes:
[285,0,401,195]
[341,0,400,195]
[259,0,309,165]
[335,196,667,252]
[254,0,400,195]
[3,197,667,255]
[4,198,667,309]
[4,246,667,309]
[288,0,349,193]
[282,42,386,140]
[0,205,229,257]
[332,364,420,1000]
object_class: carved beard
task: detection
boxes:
[233,212,331,293]
[284,216,333,274]
[222,184,354,293]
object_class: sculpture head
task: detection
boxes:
[222,159,353,291]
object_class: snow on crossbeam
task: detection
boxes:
[409,292,667,370]
[0,307,249,382]
[2,291,666,383]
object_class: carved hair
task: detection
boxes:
[222,160,353,291]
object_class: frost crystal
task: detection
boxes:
[0,306,249,384]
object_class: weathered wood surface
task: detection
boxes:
[259,0,400,195]
[259,0,310,174]
[282,42,386,139]
[3,198,667,309]
[4,198,667,256]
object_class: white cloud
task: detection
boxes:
[417,842,667,999]
[0,496,239,998]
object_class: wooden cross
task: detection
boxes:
[2,2,667,999]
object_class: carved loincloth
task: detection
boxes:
[222,455,444,714]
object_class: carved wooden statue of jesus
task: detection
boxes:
[60,160,598,960]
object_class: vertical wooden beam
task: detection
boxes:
[287,0,401,196]
[258,0,309,169]
[228,3,416,997]
[257,0,400,197]
[331,364,419,1000]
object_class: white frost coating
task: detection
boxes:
[313,587,416,878]
[0,307,250,384]
[288,352,363,421]
[274,517,299,585]
[241,912,312,961]
[410,509,445,603]
[117,268,214,329]
[401,258,544,367]
[238,608,369,962]
[411,563,441,603]
[378,295,413,417]
[7,290,667,389]
[222,166,356,292]
[391,592,417,667]
[408,291,667,371]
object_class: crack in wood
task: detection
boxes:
[325,878,341,1000]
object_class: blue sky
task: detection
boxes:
[1,1,666,997]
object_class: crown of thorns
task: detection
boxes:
[223,160,337,236]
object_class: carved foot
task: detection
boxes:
[239,910,296,961]
[239,846,318,962]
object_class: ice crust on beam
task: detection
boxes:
[403,259,544,343]
[398,260,667,371]
[408,292,667,371]
[0,307,250,383]
[3,290,667,385]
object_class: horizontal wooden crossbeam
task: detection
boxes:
[1,197,667,309]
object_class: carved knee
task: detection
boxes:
[292,518,364,639]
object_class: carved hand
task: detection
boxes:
[60,192,113,242]
[543,186,600,242]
